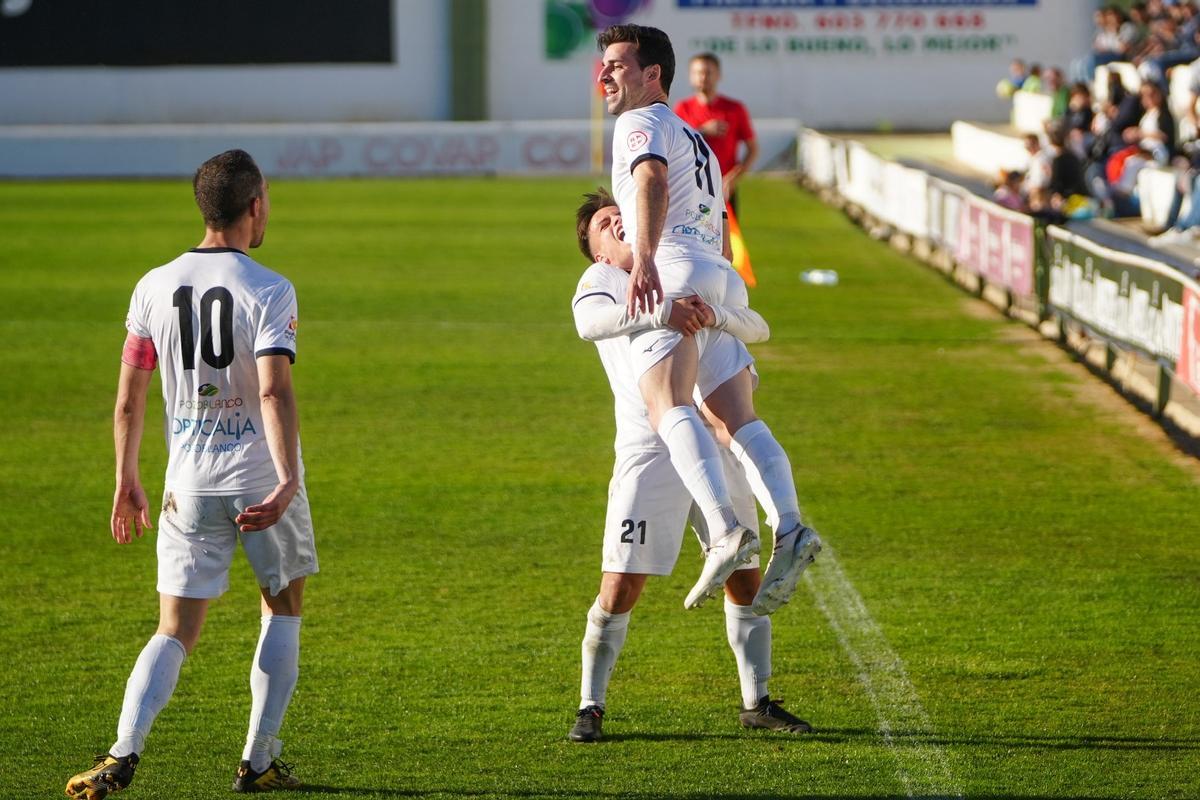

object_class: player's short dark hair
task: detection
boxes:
[597,24,675,95]
[575,186,617,263]
[690,52,721,70]
[193,149,264,230]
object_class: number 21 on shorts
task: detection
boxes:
[619,519,647,545]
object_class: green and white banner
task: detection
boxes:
[1046,226,1196,375]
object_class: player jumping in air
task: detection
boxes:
[596,24,820,613]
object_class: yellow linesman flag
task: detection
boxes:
[726,203,757,288]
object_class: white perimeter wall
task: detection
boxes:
[489,0,1093,130]
[0,3,450,124]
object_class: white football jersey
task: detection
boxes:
[125,248,302,495]
[612,102,725,265]
[572,262,658,452]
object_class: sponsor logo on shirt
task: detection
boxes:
[627,131,649,151]
[670,205,721,247]
[172,412,257,440]
[178,396,244,410]
[198,383,219,397]
[286,315,298,342]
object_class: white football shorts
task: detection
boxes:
[601,445,760,576]
[628,326,754,401]
[626,255,742,383]
[156,486,318,599]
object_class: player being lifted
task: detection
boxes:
[568,189,814,742]
[66,150,317,798]
[597,24,819,613]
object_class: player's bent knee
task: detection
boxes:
[598,572,648,614]
[724,567,761,605]
[261,577,305,616]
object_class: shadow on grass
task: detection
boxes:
[294,788,1149,800]
[866,728,1200,753]
[600,726,1199,752]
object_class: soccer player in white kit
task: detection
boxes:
[66,150,316,798]
[567,189,814,742]
[597,24,820,614]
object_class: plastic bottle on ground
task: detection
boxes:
[800,269,839,286]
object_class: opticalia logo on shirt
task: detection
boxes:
[172,413,258,440]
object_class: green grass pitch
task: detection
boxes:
[1,176,1197,799]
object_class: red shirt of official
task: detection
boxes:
[673,95,756,177]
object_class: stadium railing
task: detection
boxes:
[798,127,1200,433]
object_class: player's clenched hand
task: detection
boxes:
[699,119,729,137]
[237,481,298,532]
[627,256,663,316]
[668,295,708,336]
[111,483,153,544]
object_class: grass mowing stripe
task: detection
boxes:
[804,545,962,800]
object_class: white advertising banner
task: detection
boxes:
[494,0,1092,129]
[0,119,800,178]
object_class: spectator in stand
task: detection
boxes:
[1088,73,1141,166]
[673,52,759,217]
[1137,5,1200,86]
[1133,13,1185,84]
[1125,80,1175,163]
[1023,63,1044,93]
[1043,66,1070,118]
[996,58,1029,98]
[1028,124,1091,218]
[1023,133,1054,200]
[1065,82,1096,158]
[1046,123,1091,212]
[1085,81,1172,218]
[1072,6,1143,82]
[992,170,1026,212]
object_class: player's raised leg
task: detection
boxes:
[702,369,821,616]
[233,575,306,792]
[638,339,757,609]
[571,573,647,743]
[66,595,206,799]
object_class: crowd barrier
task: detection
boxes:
[0,119,804,179]
[799,127,1200,424]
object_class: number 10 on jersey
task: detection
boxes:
[172,285,235,370]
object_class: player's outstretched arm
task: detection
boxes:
[237,354,299,532]
[574,294,706,341]
[112,359,155,544]
[706,303,770,344]
[629,159,668,316]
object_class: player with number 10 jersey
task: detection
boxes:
[127,248,302,494]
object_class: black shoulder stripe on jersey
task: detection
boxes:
[573,291,617,307]
[255,347,296,364]
[630,153,668,174]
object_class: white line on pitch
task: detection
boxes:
[803,545,962,800]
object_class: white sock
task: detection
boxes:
[658,405,740,537]
[725,597,772,709]
[730,420,802,536]
[110,633,186,758]
[242,615,301,771]
[580,598,631,709]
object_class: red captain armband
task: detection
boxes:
[122,333,158,370]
